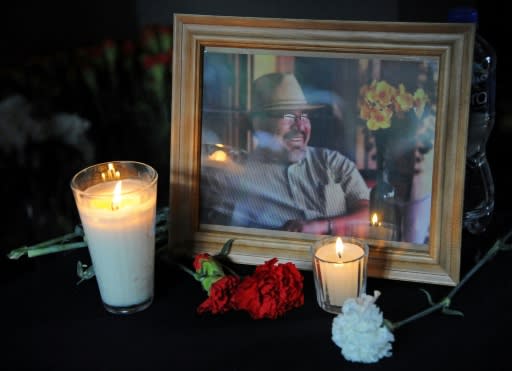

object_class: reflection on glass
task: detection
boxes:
[199,48,438,245]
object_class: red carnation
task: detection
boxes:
[193,253,212,272]
[186,247,304,320]
[197,275,240,315]
[231,258,304,319]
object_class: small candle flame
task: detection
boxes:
[371,213,381,226]
[335,237,344,260]
[111,181,122,211]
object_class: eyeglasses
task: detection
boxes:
[267,113,309,122]
[284,113,309,121]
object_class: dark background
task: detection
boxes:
[1,0,510,285]
[0,1,509,268]
[1,1,511,370]
[2,0,510,248]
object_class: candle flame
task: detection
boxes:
[102,162,121,181]
[111,180,122,211]
[371,213,381,226]
[335,237,344,260]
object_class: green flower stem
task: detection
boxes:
[388,230,512,331]
[27,242,88,258]
[7,206,169,260]
[7,229,84,260]
[387,298,450,331]
[177,263,196,277]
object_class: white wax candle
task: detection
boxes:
[314,239,365,307]
[76,178,156,307]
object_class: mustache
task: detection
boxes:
[283,129,305,140]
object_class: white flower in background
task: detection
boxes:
[332,291,394,363]
[0,94,94,163]
[49,113,94,162]
[0,95,37,161]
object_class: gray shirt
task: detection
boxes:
[202,146,369,230]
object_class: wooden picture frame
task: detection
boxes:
[169,13,474,286]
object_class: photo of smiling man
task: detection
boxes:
[204,72,370,235]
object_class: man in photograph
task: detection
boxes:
[202,72,370,236]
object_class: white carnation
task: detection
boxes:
[331,291,394,363]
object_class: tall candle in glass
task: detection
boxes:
[312,236,368,314]
[71,161,158,314]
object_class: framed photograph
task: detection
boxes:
[169,13,474,285]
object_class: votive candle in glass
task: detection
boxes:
[312,236,368,314]
[70,161,158,314]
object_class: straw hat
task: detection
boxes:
[251,73,323,112]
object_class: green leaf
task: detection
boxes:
[218,239,235,257]
[76,261,95,285]
[420,288,435,306]
[442,307,464,317]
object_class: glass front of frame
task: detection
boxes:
[200,48,438,247]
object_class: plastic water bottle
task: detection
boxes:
[448,7,497,234]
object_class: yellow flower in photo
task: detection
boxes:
[413,88,429,118]
[394,84,414,113]
[367,80,396,108]
[367,107,393,130]
[358,79,430,131]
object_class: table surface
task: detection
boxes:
[2,218,512,371]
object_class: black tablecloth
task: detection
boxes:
[2,221,512,371]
